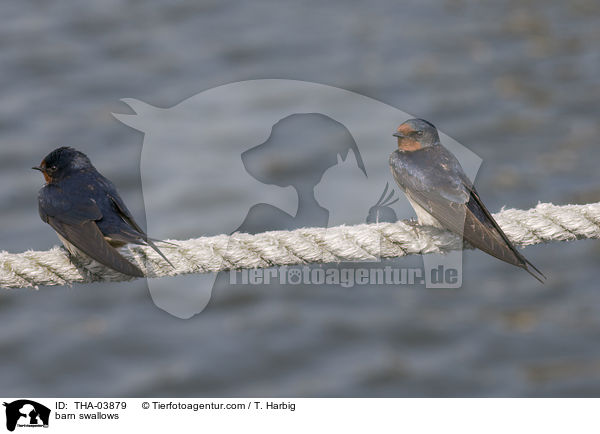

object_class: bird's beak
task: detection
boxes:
[32,166,44,172]
[393,132,406,138]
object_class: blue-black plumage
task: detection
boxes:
[389,119,545,283]
[33,147,173,277]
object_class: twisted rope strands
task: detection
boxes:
[1,202,598,289]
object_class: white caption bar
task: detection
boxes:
[0,398,596,433]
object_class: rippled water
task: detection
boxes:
[1,0,600,396]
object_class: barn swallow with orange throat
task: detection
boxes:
[33,146,174,277]
[389,119,545,283]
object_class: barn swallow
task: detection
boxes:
[33,146,173,277]
[389,119,545,282]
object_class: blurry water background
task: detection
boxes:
[1,0,600,396]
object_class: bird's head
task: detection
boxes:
[32,147,93,183]
[393,118,440,152]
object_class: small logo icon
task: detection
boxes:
[3,400,50,432]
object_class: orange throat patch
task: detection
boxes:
[397,138,422,152]
[39,161,52,183]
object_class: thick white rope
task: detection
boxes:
[1,202,599,289]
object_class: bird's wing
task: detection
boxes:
[38,184,102,225]
[100,179,175,267]
[390,146,544,281]
[465,186,544,279]
[47,217,144,277]
[39,185,144,277]
[390,146,470,235]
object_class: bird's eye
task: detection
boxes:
[416,131,424,137]
[48,165,57,173]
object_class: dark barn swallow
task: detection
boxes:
[389,119,545,282]
[33,147,173,277]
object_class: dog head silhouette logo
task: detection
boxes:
[3,400,50,431]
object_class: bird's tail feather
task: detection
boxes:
[145,239,175,268]
[520,256,546,284]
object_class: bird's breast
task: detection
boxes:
[406,195,444,229]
